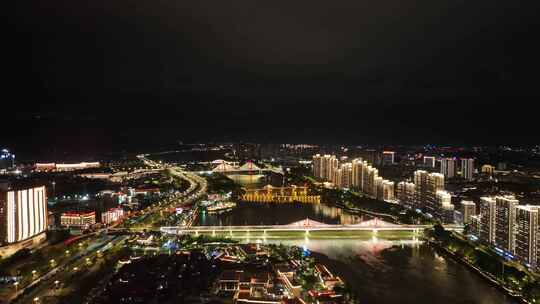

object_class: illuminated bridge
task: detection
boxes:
[212,160,284,175]
[160,218,463,236]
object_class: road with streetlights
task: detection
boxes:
[8,157,208,303]
[23,235,130,304]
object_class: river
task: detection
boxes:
[197,202,515,303]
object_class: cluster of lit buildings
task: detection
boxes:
[60,207,125,229]
[0,183,48,257]
[312,155,395,202]
[423,156,475,180]
[216,244,344,304]
[469,195,540,270]
[313,154,460,223]
[34,162,101,172]
[398,170,454,222]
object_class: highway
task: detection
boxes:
[8,157,208,303]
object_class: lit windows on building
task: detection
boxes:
[479,197,497,244]
[440,158,456,178]
[460,200,476,224]
[494,196,519,253]
[461,158,474,181]
[101,208,124,225]
[515,205,540,268]
[60,211,96,229]
[0,186,47,245]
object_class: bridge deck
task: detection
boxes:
[160,224,462,233]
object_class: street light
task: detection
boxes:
[33,297,40,303]
[54,280,60,289]
[13,281,19,292]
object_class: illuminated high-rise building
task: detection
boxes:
[396,181,416,207]
[479,197,497,244]
[336,163,352,189]
[461,158,474,181]
[351,158,363,189]
[423,156,436,168]
[325,155,339,182]
[382,180,395,202]
[436,190,454,223]
[470,215,481,237]
[460,200,476,224]
[312,154,322,179]
[375,176,384,200]
[494,196,519,253]
[361,161,371,193]
[365,165,379,197]
[312,154,339,182]
[413,170,444,214]
[0,185,48,246]
[440,158,456,178]
[515,205,540,268]
[333,167,342,187]
[413,171,429,210]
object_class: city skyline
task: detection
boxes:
[4,0,540,302]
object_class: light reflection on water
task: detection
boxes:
[201,202,514,303]
[254,238,515,304]
[199,202,369,226]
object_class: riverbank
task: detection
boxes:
[426,226,540,303]
[269,238,513,303]
[427,239,524,303]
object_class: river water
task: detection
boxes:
[274,239,514,304]
[198,202,515,303]
[198,202,369,226]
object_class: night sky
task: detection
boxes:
[5,0,540,157]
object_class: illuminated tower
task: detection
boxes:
[461,158,474,181]
[515,205,540,268]
[440,158,456,178]
[479,196,497,244]
[494,196,519,253]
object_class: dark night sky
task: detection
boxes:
[5,0,540,157]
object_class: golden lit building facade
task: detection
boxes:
[240,185,320,204]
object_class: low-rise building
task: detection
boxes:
[101,208,124,225]
[60,211,96,229]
